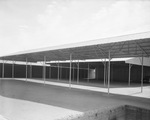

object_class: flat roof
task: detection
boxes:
[126,57,150,67]
[0,31,150,62]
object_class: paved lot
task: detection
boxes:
[0,96,82,120]
[12,78,150,98]
[0,78,150,120]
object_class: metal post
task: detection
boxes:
[49,66,51,79]
[60,65,62,80]
[43,56,46,85]
[12,61,15,78]
[141,55,144,93]
[108,51,111,94]
[77,60,79,84]
[69,54,72,88]
[104,60,106,86]
[2,60,5,78]
[105,62,108,85]
[128,64,132,86]
[58,61,59,80]
[73,64,74,81]
[87,63,89,82]
[26,58,28,82]
[111,64,113,83]
[30,63,32,79]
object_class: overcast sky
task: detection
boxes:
[0,0,150,56]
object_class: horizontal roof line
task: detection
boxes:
[1,31,150,57]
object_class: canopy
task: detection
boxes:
[125,57,150,66]
[0,31,150,62]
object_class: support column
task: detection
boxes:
[2,60,5,78]
[26,58,28,82]
[43,56,46,85]
[69,54,72,88]
[105,62,108,85]
[73,64,74,81]
[77,60,79,84]
[141,55,144,93]
[49,66,51,79]
[58,61,59,80]
[87,63,89,82]
[108,51,111,95]
[12,61,15,78]
[60,65,62,80]
[111,64,113,83]
[128,64,132,86]
[103,60,106,86]
[30,63,32,79]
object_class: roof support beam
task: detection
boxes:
[135,41,149,57]
[111,42,125,58]
[69,48,85,60]
[96,45,107,58]
[108,43,116,52]
[119,42,126,52]
[135,43,138,55]
[94,47,100,58]
[58,50,69,60]
[51,51,64,61]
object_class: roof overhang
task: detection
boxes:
[125,57,150,66]
[0,31,150,62]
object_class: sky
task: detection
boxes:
[0,0,150,56]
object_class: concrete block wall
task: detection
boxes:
[125,105,150,120]
[61,106,126,120]
[61,105,150,120]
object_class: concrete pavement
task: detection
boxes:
[7,78,150,99]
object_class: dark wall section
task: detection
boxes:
[61,67,69,80]
[51,67,58,79]
[111,62,129,82]
[14,64,26,78]
[4,64,12,78]
[0,64,2,77]
[0,62,150,83]
[95,61,150,83]
[32,66,43,78]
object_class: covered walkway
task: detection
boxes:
[1,32,150,94]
